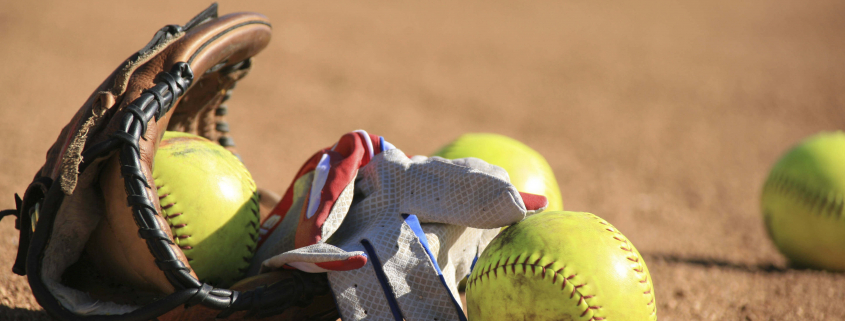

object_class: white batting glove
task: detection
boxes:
[250,130,547,321]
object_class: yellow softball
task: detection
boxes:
[466,211,656,321]
[154,131,259,287]
[433,133,563,211]
[762,131,845,271]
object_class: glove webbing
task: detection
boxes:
[110,62,236,306]
[77,63,333,319]
[0,4,333,320]
[111,62,201,293]
[100,62,329,317]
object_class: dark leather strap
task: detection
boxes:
[2,177,54,276]
[0,209,16,220]
[13,5,334,320]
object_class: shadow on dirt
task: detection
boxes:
[0,306,50,321]
[642,253,792,274]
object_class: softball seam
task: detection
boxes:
[468,255,603,321]
[764,170,845,219]
[155,182,260,271]
[156,185,193,255]
[241,193,261,273]
[591,215,656,317]
[468,214,656,320]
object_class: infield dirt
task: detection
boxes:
[2,1,845,320]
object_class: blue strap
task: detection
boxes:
[361,239,405,321]
[379,136,396,152]
[402,214,469,321]
[467,255,480,279]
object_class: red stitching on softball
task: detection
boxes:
[157,182,189,251]
[469,216,658,319]
[579,304,600,316]
[592,214,656,317]
[241,192,261,265]
[765,170,845,219]
[468,260,599,319]
[571,283,585,298]
[165,212,183,219]
[543,262,554,279]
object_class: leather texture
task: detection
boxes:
[159,270,339,320]
[77,8,271,296]
[0,4,343,321]
[85,131,260,293]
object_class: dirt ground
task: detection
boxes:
[2,0,845,320]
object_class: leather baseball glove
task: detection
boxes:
[0,4,337,320]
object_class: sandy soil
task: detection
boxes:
[2,0,845,320]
